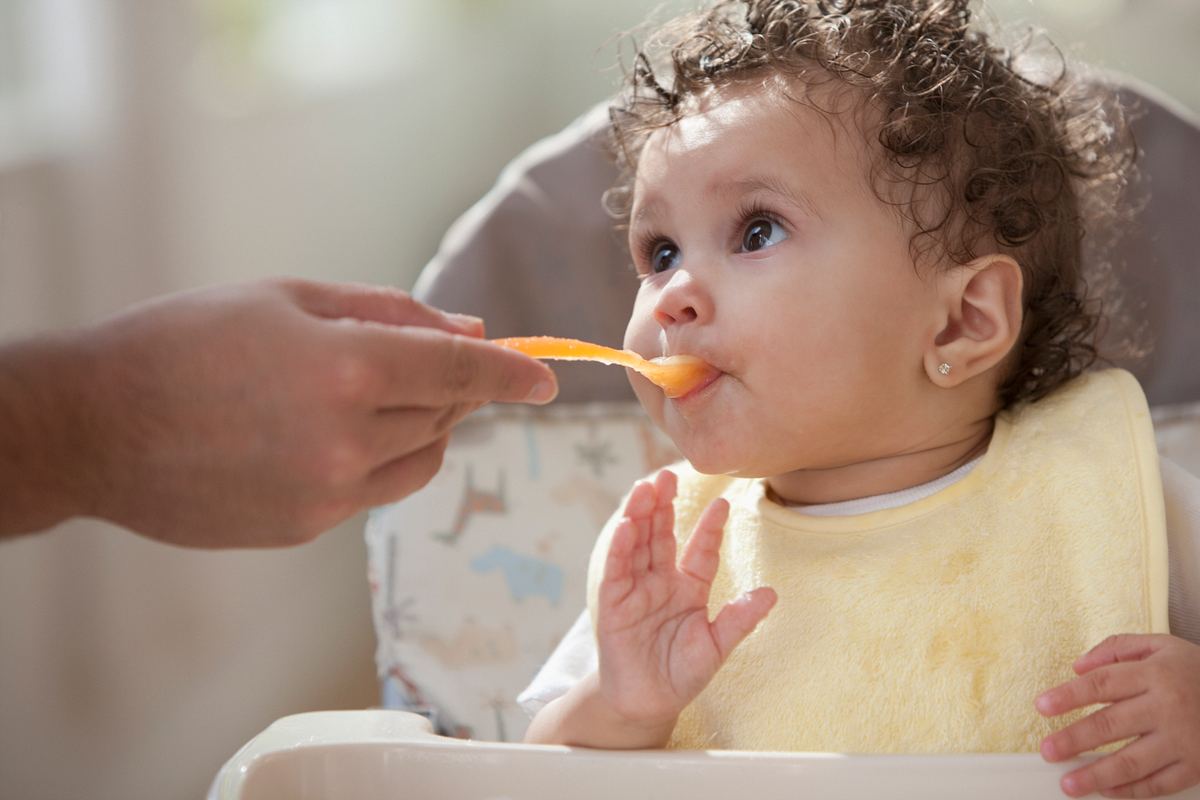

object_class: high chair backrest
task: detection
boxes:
[1103,81,1200,406]
[365,79,1200,742]
[412,103,634,404]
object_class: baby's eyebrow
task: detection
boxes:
[719,175,823,221]
[630,175,821,229]
[631,198,664,228]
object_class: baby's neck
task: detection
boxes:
[765,416,995,506]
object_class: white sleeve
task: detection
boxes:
[516,608,598,718]
[1162,456,1200,645]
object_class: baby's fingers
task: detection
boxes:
[1040,695,1155,762]
[711,587,777,661]
[1074,634,1169,675]
[600,517,644,604]
[1037,662,1147,717]
[1055,735,1176,798]
[678,498,730,587]
[1100,760,1199,799]
[621,478,658,523]
[648,470,678,573]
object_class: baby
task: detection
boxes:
[520,1,1200,797]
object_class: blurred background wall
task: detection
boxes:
[0,1,1196,798]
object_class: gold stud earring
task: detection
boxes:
[937,362,952,376]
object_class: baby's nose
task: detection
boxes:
[652,272,710,328]
[654,304,698,326]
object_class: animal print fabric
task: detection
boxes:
[365,403,679,741]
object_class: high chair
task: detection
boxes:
[212,79,1200,799]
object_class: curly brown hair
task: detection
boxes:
[606,0,1138,407]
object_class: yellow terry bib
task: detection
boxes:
[587,369,1168,753]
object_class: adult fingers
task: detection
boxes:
[710,587,777,661]
[283,277,484,336]
[352,325,558,407]
[1037,662,1149,717]
[1074,634,1169,675]
[1057,735,1176,798]
[1041,695,1156,762]
[356,434,449,508]
[365,403,482,468]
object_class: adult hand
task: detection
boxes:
[0,277,557,547]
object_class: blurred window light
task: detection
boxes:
[0,4,26,99]
[0,2,41,165]
[1030,0,1127,23]
[191,0,432,114]
[0,0,112,165]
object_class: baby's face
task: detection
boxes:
[624,79,943,478]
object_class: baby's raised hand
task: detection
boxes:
[1037,633,1200,798]
[596,469,776,731]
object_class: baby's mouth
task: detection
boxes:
[642,352,719,398]
[672,369,723,401]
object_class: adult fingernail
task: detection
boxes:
[1062,775,1080,795]
[446,312,484,335]
[1035,693,1053,713]
[526,380,557,404]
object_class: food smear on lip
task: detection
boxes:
[492,336,719,398]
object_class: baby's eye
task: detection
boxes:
[650,241,681,274]
[740,217,788,252]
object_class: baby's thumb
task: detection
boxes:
[711,587,777,661]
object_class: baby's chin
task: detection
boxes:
[673,439,771,478]
[638,395,777,476]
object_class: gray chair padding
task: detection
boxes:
[415,82,1200,406]
[1106,81,1200,406]
[413,103,633,403]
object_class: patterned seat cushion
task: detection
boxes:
[365,403,679,741]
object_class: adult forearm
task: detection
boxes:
[523,672,677,749]
[0,331,101,537]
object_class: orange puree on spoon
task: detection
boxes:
[493,336,718,398]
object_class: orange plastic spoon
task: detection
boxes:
[493,336,718,398]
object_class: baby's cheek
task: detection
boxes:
[629,373,665,422]
[623,310,654,352]
[624,282,667,343]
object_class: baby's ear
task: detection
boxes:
[924,254,1023,387]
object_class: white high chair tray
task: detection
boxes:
[212,710,1200,800]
